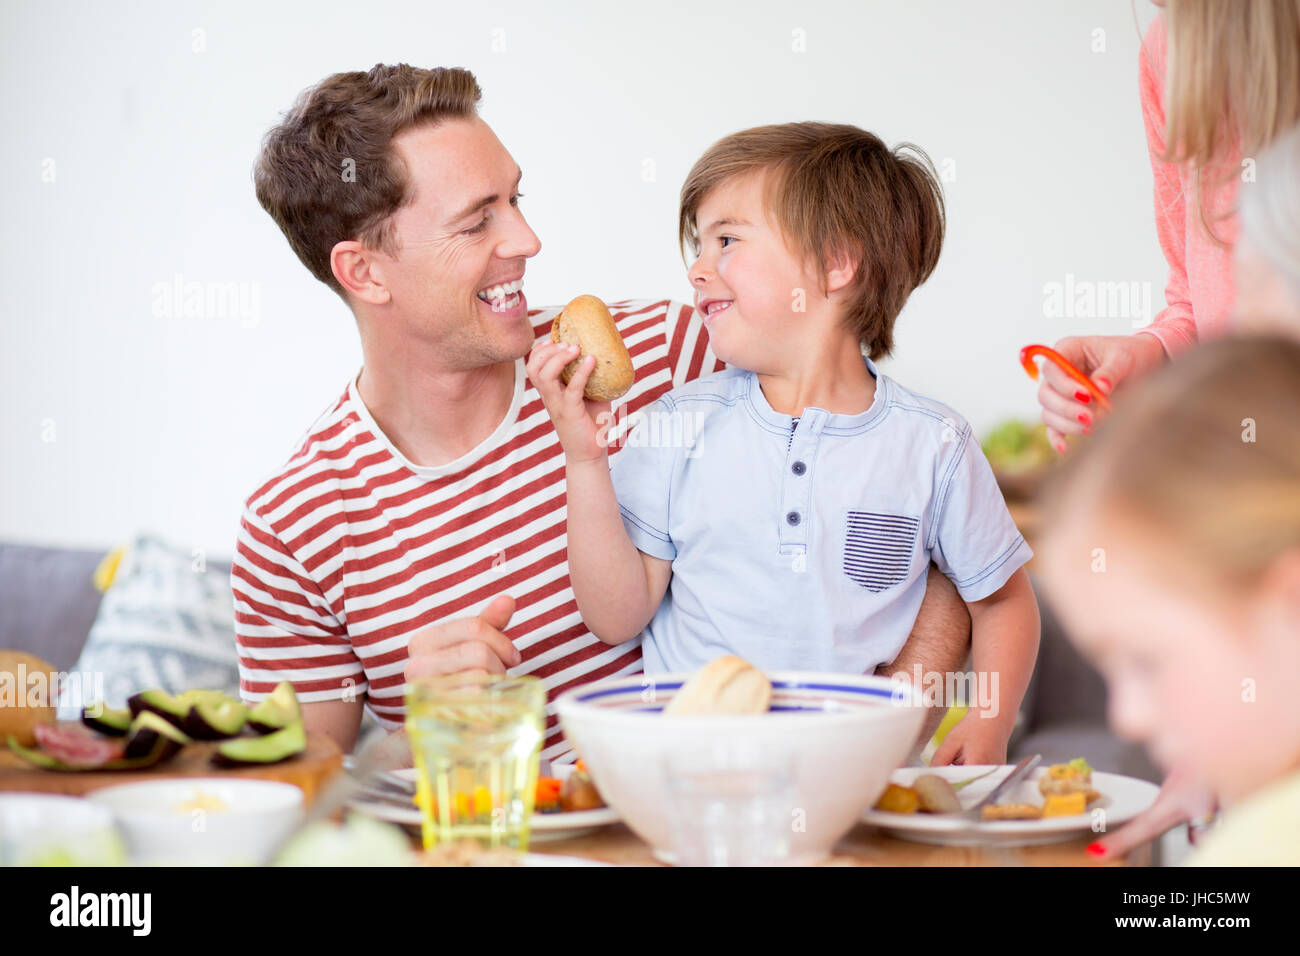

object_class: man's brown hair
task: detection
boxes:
[679,122,945,360]
[254,64,482,296]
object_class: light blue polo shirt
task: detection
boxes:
[608,356,1032,675]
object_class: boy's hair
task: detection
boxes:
[678,122,945,360]
[254,64,482,297]
[1041,335,1300,589]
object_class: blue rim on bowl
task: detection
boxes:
[558,671,925,723]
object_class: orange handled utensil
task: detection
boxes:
[1019,344,1114,412]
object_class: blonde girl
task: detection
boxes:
[1038,336,1300,865]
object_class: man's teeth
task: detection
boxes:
[476,278,524,302]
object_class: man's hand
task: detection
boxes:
[526,340,612,464]
[404,594,522,681]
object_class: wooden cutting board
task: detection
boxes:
[0,728,343,807]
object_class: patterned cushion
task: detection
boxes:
[56,535,239,717]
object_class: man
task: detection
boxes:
[237,63,972,760]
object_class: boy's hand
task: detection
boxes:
[929,710,1010,766]
[526,340,614,464]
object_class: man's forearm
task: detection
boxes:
[877,563,972,739]
[879,564,972,677]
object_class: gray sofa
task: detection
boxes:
[0,539,1158,781]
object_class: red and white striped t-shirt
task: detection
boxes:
[232,299,722,761]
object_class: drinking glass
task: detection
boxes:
[405,673,545,851]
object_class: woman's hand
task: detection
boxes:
[526,340,614,464]
[1036,333,1167,453]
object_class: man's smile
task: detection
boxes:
[476,275,527,315]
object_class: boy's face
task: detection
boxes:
[686,171,824,372]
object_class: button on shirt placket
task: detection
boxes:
[778,411,825,569]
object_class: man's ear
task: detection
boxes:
[331,240,391,305]
[824,245,859,296]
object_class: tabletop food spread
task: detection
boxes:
[0,654,1158,867]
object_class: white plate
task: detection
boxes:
[348,766,619,843]
[861,765,1160,847]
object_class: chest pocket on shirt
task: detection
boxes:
[843,511,919,592]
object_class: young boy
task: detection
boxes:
[528,122,1039,763]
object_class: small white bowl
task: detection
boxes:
[556,671,925,864]
[0,793,126,866]
[88,778,304,866]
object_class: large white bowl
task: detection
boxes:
[0,793,126,866]
[556,671,924,864]
[88,778,304,866]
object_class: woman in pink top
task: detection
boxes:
[1036,2,1299,453]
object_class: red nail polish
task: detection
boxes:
[1096,376,1112,393]
[1075,390,1091,404]
[1053,440,1068,455]
[1086,841,1108,858]
[1077,412,1092,426]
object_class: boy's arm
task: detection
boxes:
[566,457,672,644]
[964,567,1040,731]
[928,567,1040,765]
[527,338,673,644]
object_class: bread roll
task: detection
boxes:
[549,295,634,401]
[664,655,772,716]
[0,650,58,747]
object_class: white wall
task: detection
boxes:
[1,0,1167,555]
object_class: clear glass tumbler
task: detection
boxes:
[405,673,546,852]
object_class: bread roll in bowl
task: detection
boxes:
[664,655,772,716]
[549,295,635,401]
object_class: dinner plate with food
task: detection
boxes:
[862,758,1160,847]
[347,760,620,842]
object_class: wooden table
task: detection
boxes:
[0,730,343,807]
[407,821,1150,866]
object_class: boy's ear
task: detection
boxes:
[824,245,859,295]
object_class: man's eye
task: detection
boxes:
[466,194,524,235]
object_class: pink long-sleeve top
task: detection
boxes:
[1137,14,1239,356]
